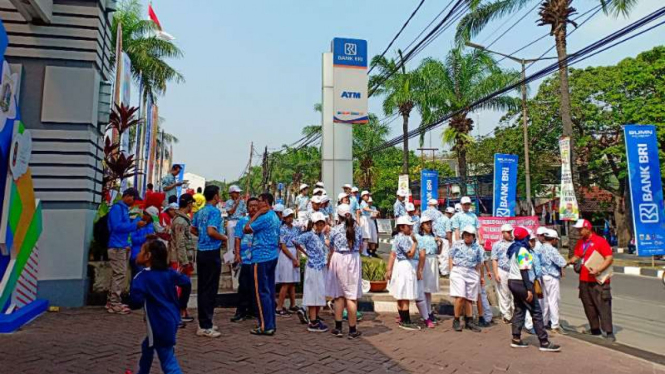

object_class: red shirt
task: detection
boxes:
[574,233,612,283]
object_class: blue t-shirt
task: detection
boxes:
[451,211,481,231]
[416,234,438,256]
[392,233,415,261]
[130,224,155,261]
[491,239,513,272]
[224,199,247,220]
[450,240,483,268]
[234,217,253,264]
[280,224,301,248]
[249,210,281,263]
[350,196,360,214]
[393,200,406,217]
[433,216,451,238]
[192,204,225,251]
[330,223,363,253]
[296,231,327,270]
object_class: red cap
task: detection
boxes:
[573,219,592,229]
[513,226,529,240]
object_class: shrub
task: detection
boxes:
[362,257,387,281]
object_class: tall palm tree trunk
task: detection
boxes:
[458,147,468,196]
[401,113,410,175]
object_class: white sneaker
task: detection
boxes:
[197,328,221,338]
[213,325,220,331]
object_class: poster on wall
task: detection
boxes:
[332,37,368,124]
[492,154,518,217]
[623,124,665,256]
[558,137,579,221]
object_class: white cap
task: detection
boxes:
[351,187,359,193]
[229,185,242,193]
[396,189,408,197]
[428,199,438,206]
[313,188,324,195]
[544,229,559,239]
[573,219,592,229]
[406,203,415,212]
[420,215,434,224]
[337,192,349,201]
[310,212,326,223]
[529,233,537,240]
[461,196,472,204]
[337,203,351,217]
[311,195,323,204]
[299,184,309,191]
[320,189,327,195]
[445,207,455,214]
[145,206,160,216]
[461,225,476,235]
[368,197,373,203]
[273,203,285,212]
[396,215,414,226]
[536,226,548,235]
[167,202,179,211]
[361,190,370,197]
[315,182,325,188]
[500,223,514,232]
[454,203,462,212]
[321,195,330,204]
[343,184,352,189]
[282,208,295,217]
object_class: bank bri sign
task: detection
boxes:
[332,38,368,124]
[624,124,665,256]
[493,154,518,217]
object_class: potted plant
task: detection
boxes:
[362,257,388,292]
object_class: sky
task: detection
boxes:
[144,0,663,182]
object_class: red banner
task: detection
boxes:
[479,216,540,248]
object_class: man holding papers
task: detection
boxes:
[568,219,615,342]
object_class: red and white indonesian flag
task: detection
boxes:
[148,4,175,41]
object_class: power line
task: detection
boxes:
[485,2,541,49]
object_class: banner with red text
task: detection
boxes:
[478,216,540,245]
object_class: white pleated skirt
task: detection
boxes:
[449,266,480,301]
[302,267,327,307]
[388,260,424,301]
[360,216,378,243]
[422,256,440,293]
[275,247,301,284]
[326,251,362,300]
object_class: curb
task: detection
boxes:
[612,266,664,279]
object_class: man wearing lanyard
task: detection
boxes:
[568,219,615,342]
[225,185,247,255]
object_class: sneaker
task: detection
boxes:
[250,327,275,336]
[307,321,329,333]
[181,314,195,323]
[425,319,436,329]
[213,325,220,331]
[477,318,491,328]
[331,328,344,337]
[453,319,462,332]
[296,308,309,325]
[230,314,247,323]
[550,327,567,335]
[539,342,562,352]
[289,306,300,313]
[276,308,291,317]
[343,310,363,321]
[196,328,221,338]
[398,322,421,331]
[604,333,616,343]
[108,304,131,315]
[510,339,529,348]
[465,320,481,333]
[348,330,363,339]
[582,329,602,337]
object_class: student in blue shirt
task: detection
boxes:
[129,209,156,279]
[243,192,281,336]
[231,197,259,323]
[416,216,443,328]
[393,190,407,218]
[191,185,226,338]
[129,240,191,374]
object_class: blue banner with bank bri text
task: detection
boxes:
[493,154,518,217]
[624,124,665,256]
[421,170,438,203]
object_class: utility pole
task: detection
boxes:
[520,61,532,214]
[261,146,269,192]
[245,142,253,196]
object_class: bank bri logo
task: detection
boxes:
[344,43,357,56]
[332,38,367,68]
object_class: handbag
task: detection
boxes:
[534,279,544,299]
[574,242,591,274]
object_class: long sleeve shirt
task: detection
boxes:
[107,201,140,248]
[169,211,196,265]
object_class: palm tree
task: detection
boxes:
[302,103,323,138]
[353,114,391,189]
[456,0,638,172]
[418,48,520,192]
[370,52,424,175]
[111,0,184,100]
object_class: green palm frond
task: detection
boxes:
[455,0,534,45]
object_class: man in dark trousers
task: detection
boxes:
[244,193,281,336]
[191,185,226,338]
[231,197,259,322]
[568,219,615,342]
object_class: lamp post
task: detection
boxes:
[466,42,556,214]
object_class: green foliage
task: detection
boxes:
[362,257,387,281]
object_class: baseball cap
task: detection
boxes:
[460,196,472,204]
[462,225,476,235]
[500,223,514,232]
[396,216,414,226]
[351,187,359,193]
[321,195,330,204]
[361,190,370,197]
[368,197,373,203]
[122,187,140,199]
[396,190,408,197]
[299,184,309,191]
[229,185,242,193]
[313,188,324,195]
[405,203,415,212]
[428,199,438,206]
[179,193,194,207]
[343,184,352,190]
[445,207,455,214]
[536,226,548,235]
[273,203,285,212]
[315,182,325,188]
[544,229,559,239]
[311,195,323,204]
[167,202,179,211]
[337,204,351,217]
[337,192,349,201]
[145,206,160,217]
[513,226,529,240]
[282,208,295,218]
[420,215,434,224]
[310,212,326,223]
[573,219,592,229]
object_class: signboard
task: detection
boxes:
[398,174,409,196]
[421,169,438,203]
[492,154,518,217]
[332,38,368,124]
[624,124,665,256]
[377,219,393,234]
[558,137,579,221]
[478,216,540,245]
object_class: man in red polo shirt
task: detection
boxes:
[567,219,615,342]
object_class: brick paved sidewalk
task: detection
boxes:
[1,308,663,374]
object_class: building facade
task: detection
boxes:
[1,0,115,306]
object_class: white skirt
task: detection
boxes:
[388,260,424,301]
[302,267,327,307]
[438,240,451,276]
[326,251,362,300]
[449,266,480,301]
[422,256,440,293]
[360,216,378,243]
[275,247,301,284]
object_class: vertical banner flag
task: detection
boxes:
[492,154,518,217]
[558,137,579,221]
[332,38,368,124]
[623,124,665,256]
[147,104,158,184]
[421,170,438,203]
[398,174,409,196]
